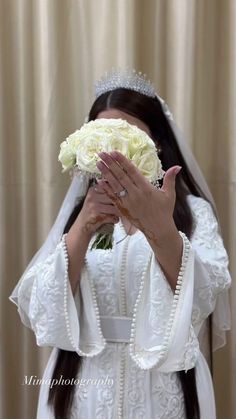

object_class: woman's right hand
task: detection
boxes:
[74,182,121,238]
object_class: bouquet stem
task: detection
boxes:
[90,223,114,250]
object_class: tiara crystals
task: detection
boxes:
[95,68,156,99]
[156,95,174,121]
[94,69,174,122]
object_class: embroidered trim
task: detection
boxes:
[129,231,190,370]
[129,250,152,368]
[119,236,130,315]
[84,256,107,347]
[117,344,127,418]
[116,224,130,416]
[61,233,106,356]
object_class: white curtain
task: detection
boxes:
[1,1,235,418]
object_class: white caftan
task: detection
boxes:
[9,195,231,419]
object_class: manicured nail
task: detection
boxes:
[110,151,118,157]
[174,166,182,175]
[96,161,103,169]
[98,152,106,157]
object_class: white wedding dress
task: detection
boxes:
[9,195,231,419]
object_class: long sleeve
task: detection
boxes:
[188,195,231,348]
[129,232,200,372]
[9,234,106,357]
[129,195,231,372]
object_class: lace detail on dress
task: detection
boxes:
[129,232,199,371]
[176,325,200,371]
[27,243,70,347]
[187,195,231,329]
[17,235,107,357]
[12,196,226,418]
[70,343,186,419]
[86,248,119,316]
[126,354,147,418]
[151,372,185,419]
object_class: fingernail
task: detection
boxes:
[96,161,103,169]
[110,151,119,158]
[174,166,182,175]
[98,152,107,158]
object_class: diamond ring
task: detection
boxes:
[115,189,128,197]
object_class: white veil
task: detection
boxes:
[9,84,231,353]
[9,173,90,306]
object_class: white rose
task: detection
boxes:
[131,147,163,182]
[58,119,164,182]
[76,134,108,173]
[92,118,127,130]
[127,127,155,158]
[58,142,76,172]
[67,130,83,153]
[108,133,129,156]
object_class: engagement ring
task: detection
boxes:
[115,189,127,197]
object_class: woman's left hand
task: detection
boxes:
[96,150,182,244]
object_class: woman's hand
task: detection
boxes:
[96,150,181,245]
[75,182,121,238]
[96,150,183,289]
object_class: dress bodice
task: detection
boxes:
[85,221,151,318]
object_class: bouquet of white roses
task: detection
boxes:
[58,118,164,249]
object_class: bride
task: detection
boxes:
[9,69,231,419]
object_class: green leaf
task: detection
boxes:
[90,233,113,250]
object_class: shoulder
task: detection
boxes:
[186,194,218,236]
[186,194,215,217]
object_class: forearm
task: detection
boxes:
[146,221,183,290]
[65,220,92,294]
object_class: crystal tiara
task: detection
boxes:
[94,68,156,99]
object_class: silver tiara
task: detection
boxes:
[94,68,156,99]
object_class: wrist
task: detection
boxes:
[158,221,180,243]
[70,217,93,242]
[145,219,180,247]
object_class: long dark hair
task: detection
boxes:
[48,88,205,418]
